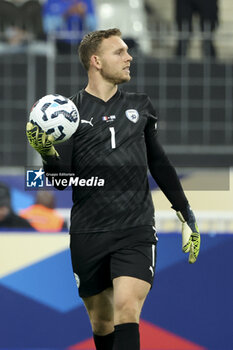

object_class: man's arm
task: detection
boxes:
[144,114,200,263]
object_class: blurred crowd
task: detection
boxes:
[174,0,218,58]
[0,182,67,232]
[144,0,219,58]
[0,0,97,53]
[0,0,220,58]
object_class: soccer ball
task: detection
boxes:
[29,94,80,144]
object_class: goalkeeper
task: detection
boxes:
[26,28,200,350]
[26,121,200,264]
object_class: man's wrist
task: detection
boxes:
[179,204,195,223]
[41,152,59,164]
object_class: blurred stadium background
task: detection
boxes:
[0,0,233,349]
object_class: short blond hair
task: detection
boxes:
[78,28,122,71]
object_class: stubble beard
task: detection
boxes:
[100,68,131,85]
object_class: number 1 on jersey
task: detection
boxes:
[109,127,116,149]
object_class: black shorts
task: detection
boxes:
[70,226,158,298]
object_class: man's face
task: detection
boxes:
[96,36,133,84]
[0,206,10,221]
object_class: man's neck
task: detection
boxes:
[85,80,118,102]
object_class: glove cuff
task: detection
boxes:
[42,151,60,165]
[176,211,185,223]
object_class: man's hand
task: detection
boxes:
[26,122,59,158]
[176,206,200,264]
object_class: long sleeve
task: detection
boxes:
[145,114,189,211]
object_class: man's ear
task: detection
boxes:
[90,54,101,70]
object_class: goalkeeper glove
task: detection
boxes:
[176,206,200,264]
[26,122,59,158]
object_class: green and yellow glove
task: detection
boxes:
[26,122,59,158]
[176,206,201,264]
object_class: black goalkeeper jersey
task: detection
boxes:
[43,89,188,233]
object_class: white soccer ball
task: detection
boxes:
[29,94,80,144]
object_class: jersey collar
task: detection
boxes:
[82,89,121,105]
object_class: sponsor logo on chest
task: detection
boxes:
[102,115,116,122]
[81,117,94,127]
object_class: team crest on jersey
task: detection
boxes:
[125,109,139,123]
